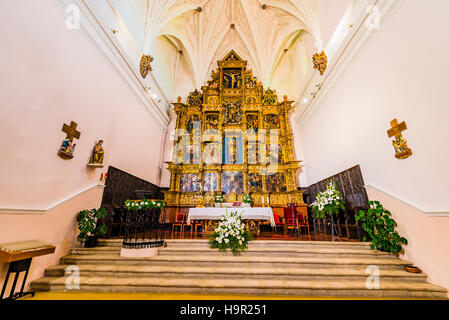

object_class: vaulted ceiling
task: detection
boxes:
[93,0,351,103]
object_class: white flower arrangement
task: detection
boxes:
[310,180,346,219]
[214,193,224,203]
[243,194,252,204]
[209,210,253,255]
[124,199,165,211]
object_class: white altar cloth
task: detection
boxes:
[188,207,275,226]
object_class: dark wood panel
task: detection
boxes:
[303,165,369,240]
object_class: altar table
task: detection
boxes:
[187,207,275,227]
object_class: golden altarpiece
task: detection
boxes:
[163,51,304,210]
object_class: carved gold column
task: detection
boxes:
[243,166,248,194]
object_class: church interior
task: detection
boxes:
[1,0,448,301]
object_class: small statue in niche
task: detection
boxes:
[88,140,104,167]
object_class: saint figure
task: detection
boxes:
[89,140,104,164]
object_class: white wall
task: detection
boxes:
[0,0,167,288]
[298,0,449,213]
[294,0,449,292]
[0,0,166,209]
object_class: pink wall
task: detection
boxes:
[0,186,104,294]
[366,187,449,296]
[0,0,166,208]
[0,0,167,290]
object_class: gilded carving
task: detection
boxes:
[163,51,304,207]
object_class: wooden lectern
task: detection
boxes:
[0,240,55,300]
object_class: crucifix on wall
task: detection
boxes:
[58,121,81,160]
[387,119,412,159]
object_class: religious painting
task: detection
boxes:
[264,114,280,129]
[222,171,244,195]
[223,69,242,88]
[182,143,201,164]
[203,172,219,192]
[266,173,287,192]
[246,113,259,132]
[186,114,200,133]
[205,113,219,130]
[223,137,243,164]
[180,173,200,192]
[223,102,242,125]
[266,144,283,163]
[247,142,258,164]
[248,173,262,192]
[204,142,221,164]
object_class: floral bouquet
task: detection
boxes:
[214,192,224,203]
[124,199,166,211]
[209,210,253,255]
[243,194,252,204]
[310,180,346,219]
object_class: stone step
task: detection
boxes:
[60,254,412,270]
[157,247,394,258]
[71,246,394,259]
[97,239,372,250]
[30,276,448,299]
[44,264,428,283]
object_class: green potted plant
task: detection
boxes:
[310,180,346,241]
[356,201,408,253]
[77,208,108,248]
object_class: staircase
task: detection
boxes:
[31,239,448,299]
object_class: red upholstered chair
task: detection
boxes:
[283,206,299,236]
[172,213,185,232]
[184,217,202,233]
[273,213,284,234]
[297,211,310,238]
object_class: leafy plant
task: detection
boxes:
[76,208,108,244]
[209,210,254,255]
[356,201,408,253]
[310,180,346,219]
